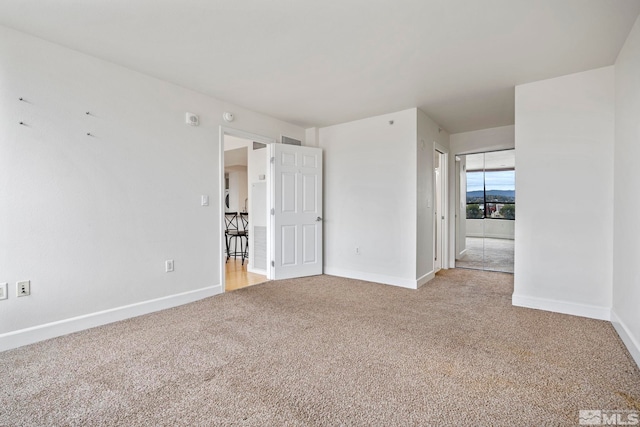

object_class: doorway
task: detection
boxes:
[221,129,272,291]
[455,149,515,273]
[220,129,324,290]
[434,149,447,272]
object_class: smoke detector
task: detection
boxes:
[185,112,199,126]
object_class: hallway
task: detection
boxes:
[225,258,267,291]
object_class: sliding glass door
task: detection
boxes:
[455,149,515,273]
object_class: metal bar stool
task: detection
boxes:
[225,212,246,263]
[239,212,249,265]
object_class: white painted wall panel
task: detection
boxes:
[319,109,418,287]
[0,26,304,346]
[417,109,450,281]
[613,16,640,366]
[513,67,614,319]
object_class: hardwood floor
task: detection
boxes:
[225,258,267,291]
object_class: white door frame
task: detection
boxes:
[219,126,275,291]
[454,156,467,261]
[434,144,449,271]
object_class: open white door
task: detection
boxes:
[270,143,323,280]
[434,149,447,272]
[434,153,442,272]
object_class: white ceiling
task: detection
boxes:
[1,0,639,133]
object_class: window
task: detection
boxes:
[466,169,515,220]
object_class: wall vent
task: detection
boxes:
[281,136,301,146]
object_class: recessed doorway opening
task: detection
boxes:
[221,131,271,291]
[455,149,515,273]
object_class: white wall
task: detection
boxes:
[448,126,515,266]
[247,144,268,273]
[319,108,447,288]
[305,127,320,147]
[0,26,305,350]
[417,110,450,283]
[513,66,614,321]
[224,147,248,167]
[449,125,515,155]
[612,16,640,367]
[319,109,418,288]
[226,166,248,213]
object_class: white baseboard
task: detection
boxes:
[247,266,267,276]
[511,293,611,321]
[467,233,514,240]
[0,284,223,352]
[611,310,640,369]
[417,271,436,288]
[324,267,417,289]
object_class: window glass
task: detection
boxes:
[466,167,515,220]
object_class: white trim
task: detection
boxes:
[247,266,267,276]
[511,293,611,321]
[324,267,417,289]
[0,285,223,352]
[220,127,276,146]
[456,248,468,259]
[434,143,449,271]
[417,270,436,288]
[219,127,227,291]
[434,145,449,272]
[268,143,275,280]
[466,233,514,239]
[611,310,640,369]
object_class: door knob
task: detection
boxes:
[316,216,323,221]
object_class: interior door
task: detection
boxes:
[270,143,323,279]
[434,151,443,271]
[455,156,467,260]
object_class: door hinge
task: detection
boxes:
[270,208,275,215]
[271,260,275,267]
[270,157,275,164]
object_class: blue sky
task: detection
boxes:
[467,171,515,192]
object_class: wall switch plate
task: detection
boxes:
[0,283,7,300]
[201,195,209,206]
[165,260,174,272]
[17,280,30,297]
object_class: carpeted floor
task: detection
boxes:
[1,269,639,426]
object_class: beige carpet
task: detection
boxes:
[1,269,639,426]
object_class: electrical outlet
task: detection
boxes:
[17,280,30,297]
[165,260,174,273]
[0,283,7,300]
[355,247,360,254]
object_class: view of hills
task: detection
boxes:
[467,190,515,204]
[467,190,515,199]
